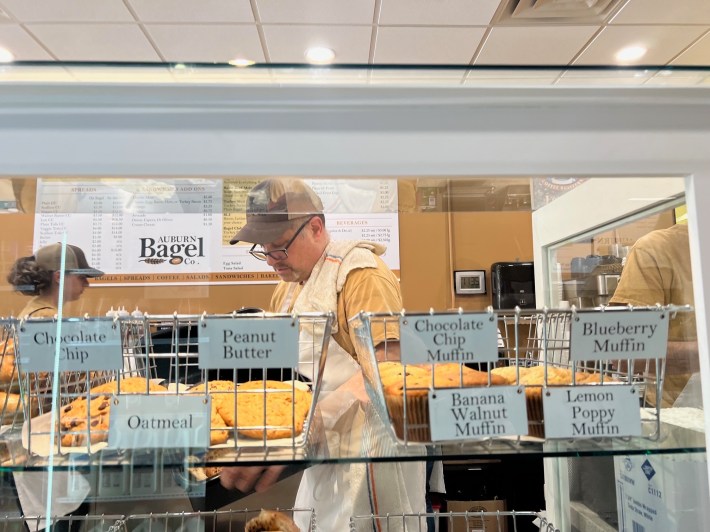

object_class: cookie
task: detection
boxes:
[217,380,312,440]
[58,377,168,447]
[187,380,237,445]
[245,510,299,532]
[0,338,16,384]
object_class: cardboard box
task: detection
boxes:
[614,454,710,531]
[447,499,508,532]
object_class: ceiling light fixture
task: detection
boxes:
[615,45,647,63]
[228,58,255,68]
[0,46,14,63]
[304,46,335,65]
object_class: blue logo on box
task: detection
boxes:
[641,459,656,481]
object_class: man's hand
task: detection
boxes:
[219,465,286,493]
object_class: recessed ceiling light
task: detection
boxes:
[228,58,255,67]
[172,63,187,70]
[304,46,335,65]
[615,45,647,63]
[0,46,14,63]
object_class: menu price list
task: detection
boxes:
[34,178,401,283]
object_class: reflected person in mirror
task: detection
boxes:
[7,242,103,318]
[609,222,698,407]
[222,178,424,531]
[6,242,103,531]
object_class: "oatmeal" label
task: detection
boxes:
[108,395,210,449]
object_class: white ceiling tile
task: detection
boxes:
[0,5,14,23]
[263,25,371,63]
[379,0,500,26]
[146,24,264,63]
[476,26,599,65]
[256,0,375,24]
[127,0,254,23]
[375,27,485,64]
[574,25,708,65]
[0,24,53,59]
[26,24,161,61]
[671,31,710,65]
[612,0,710,25]
[0,0,133,23]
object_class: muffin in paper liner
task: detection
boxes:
[385,389,432,442]
[380,362,506,443]
[524,387,545,438]
[492,365,620,439]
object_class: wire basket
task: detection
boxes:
[120,508,315,532]
[0,320,30,429]
[350,510,557,531]
[496,308,667,440]
[15,312,331,458]
[0,508,316,532]
[350,307,680,445]
[0,514,124,532]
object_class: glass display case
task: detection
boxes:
[1,63,710,531]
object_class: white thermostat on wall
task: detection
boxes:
[454,270,486,295]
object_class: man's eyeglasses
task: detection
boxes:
[249,216,313,261]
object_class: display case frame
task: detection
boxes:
[1,63,710,528]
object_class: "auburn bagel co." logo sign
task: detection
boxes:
[138,236,205,266]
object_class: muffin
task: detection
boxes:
[379,362,506,442]
[514,366,619,438]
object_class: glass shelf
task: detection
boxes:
[1,403,704,472]
[1,61,710,88]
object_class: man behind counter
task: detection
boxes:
[221,178,425,530]
[609,222,699,407]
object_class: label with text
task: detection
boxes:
[428,386,529,441]
[108,395,210,449]
[543,385,641,439]
[198,317,298,369]
[400,314,499,364]
[570,311,669,361]
[18,319,123,372]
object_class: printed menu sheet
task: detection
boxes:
[34,178,400,286]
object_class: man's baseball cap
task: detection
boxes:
[229,178,324,245]
[35,243,104,277]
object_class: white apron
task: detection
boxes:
[278,276,426,532]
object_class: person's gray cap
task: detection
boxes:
[35,243,104,277]
[229,178,324,245]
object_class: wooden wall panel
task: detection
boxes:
[1,180,533,317]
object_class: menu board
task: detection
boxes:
[34,178,400,286]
